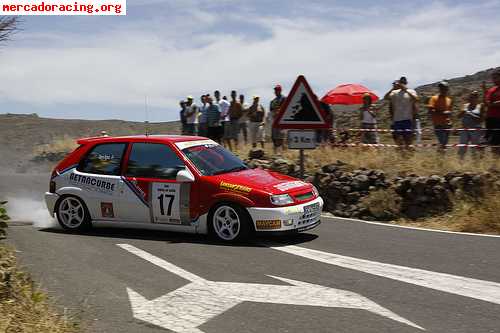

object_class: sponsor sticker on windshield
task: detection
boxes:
[274,181,307,192]
[175,140,218,150]
[219,181,252,194]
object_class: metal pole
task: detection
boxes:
[299,149,305,179]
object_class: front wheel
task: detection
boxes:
[209,203,252,242]
[56,196,92,231]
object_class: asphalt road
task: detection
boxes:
[5,216,500,333]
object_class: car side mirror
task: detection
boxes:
[176,168,195,183]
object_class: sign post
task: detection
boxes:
[273,75,331,178]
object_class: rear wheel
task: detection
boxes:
[56,196,92,231]
[209,203,252,242]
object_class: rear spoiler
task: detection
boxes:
[77,132,110,145]
[76,137,102,145]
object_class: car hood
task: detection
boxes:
[215,168,312,194]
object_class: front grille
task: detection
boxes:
[298,205,321,226]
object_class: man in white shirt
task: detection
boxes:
[215,90,231,148]
[384,77,419,147]
[239,94,249,145]
[184,96,199,135]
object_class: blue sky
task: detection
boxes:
[0,0,499,121]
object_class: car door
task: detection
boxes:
[74,142,128,221]
[121,142,194,225]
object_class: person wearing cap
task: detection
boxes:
[247,95,266,149]
[458,91,485,159]
[359,93,379,144]
[184,96,199,136]
[179,100,187,135]
[269,84,287,154]
[428,81,453,150]
[483,69,500,155]
[384,77,419,147]
[227,90,243,151]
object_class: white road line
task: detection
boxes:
[118,244,424,331]
[117,244,206,283]
[322,214,500,238]
[272,245,500,306]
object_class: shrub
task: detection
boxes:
[0,246,79,332]
[0,201,9,240]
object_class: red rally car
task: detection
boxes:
[44,136,323,242]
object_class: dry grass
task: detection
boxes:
[0,245,79,333]
[396,192,500,235]
[234,143,499,177]
[33,135,78,156]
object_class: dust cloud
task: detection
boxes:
[0,171,59,229]
[6,196,58,228]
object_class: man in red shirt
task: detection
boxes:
[484,69,500,155]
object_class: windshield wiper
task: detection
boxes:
[212,166,248,176]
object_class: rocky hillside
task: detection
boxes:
[0,113,180,172]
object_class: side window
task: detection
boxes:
[125,143,185,179]
[78,143,127,176]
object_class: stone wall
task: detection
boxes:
[245,149,500,221]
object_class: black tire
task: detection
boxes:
[55,195,92,231]
[208,202,253,242]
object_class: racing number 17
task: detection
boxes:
[157,194,175,216]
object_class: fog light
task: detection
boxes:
[283,219,294,226]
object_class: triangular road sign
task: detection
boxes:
[273,75,330,129]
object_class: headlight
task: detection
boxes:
[270,194,294,206]
[312,185,319,197]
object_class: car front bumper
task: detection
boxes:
[247,197,323,233]
[44,192,59,216]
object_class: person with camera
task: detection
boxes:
[384,77,419,148]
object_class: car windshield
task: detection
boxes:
[181,143,248,176]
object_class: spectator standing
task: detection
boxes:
[270,84,287,154]
[484,69,500,155]
[359,94,379,144]
[215,91,231,148]
[228,90,243,151]
[198,95,208,137]
[384,77,419,148]
[179,100,187,135]
[458,91,485,158]
[239,94,249,145]
[184,96,199,135]
[206,96,222,143]
[428,81,453,150]
[247,95,266,149]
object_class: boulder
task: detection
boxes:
[351,175,370,191]
[248,148,265,160]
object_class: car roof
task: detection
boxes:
[76,135,206,145]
